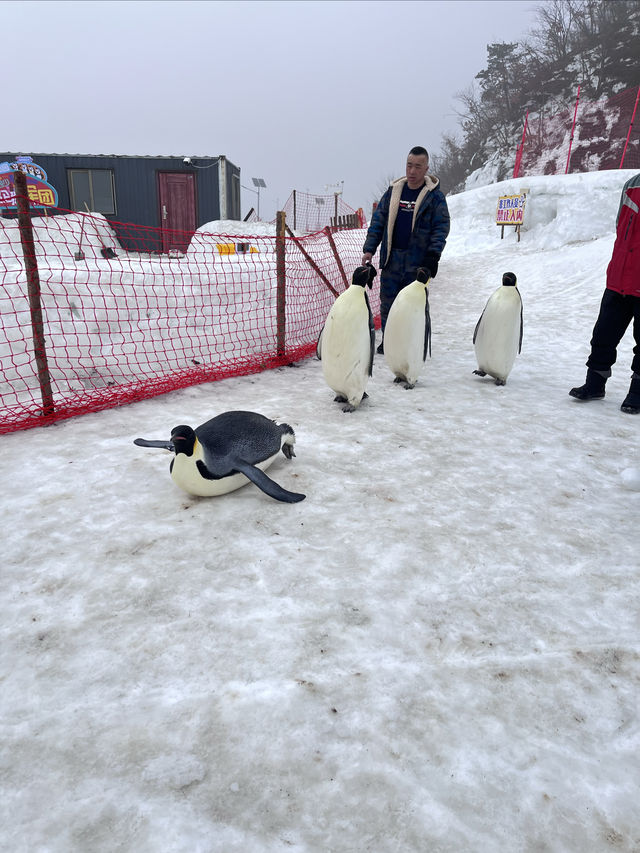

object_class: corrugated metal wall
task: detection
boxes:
[0,152,241,233]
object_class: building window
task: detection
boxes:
[68,169,116,214]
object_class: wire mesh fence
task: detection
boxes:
[1,204,377,434]
[279,191,365,233]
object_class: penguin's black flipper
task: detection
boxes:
[316,325,324,360]
[472,308,486,344]
[232,460,306,503]
[364,290,375,376]
[518,296,524,354]
[423,292,432,360]
[134,438,175,451]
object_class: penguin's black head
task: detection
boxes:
[352,264,377,289]
[502,272,517,287]
[170,424,197,456]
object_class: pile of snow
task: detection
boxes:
[0,211,120,263]
[463,151,503,191]
[0,212,307,267]
[193,219,281,239]
[448,169,635,253]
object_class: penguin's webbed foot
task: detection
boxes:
[495,378,507,386]
[341,403,357,413]
[403,382,415,390]
[334,394,348,403]
[282,444,296,459]
[473,369,487,377]
[393,376,405,384]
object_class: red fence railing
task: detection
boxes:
[0,203,376,434]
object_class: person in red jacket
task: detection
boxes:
[570,172,640,414]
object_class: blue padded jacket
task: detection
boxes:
[363,175,450,273]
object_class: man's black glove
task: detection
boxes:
[421,252,440,279]
[416,268,431,284]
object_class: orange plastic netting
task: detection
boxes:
[0,209,379,434]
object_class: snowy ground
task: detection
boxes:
[1,171,639,852]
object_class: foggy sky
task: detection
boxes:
[6,0,541,219]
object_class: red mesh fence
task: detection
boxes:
[514,85,640,177]
[0,208,377,434]
[279,191,366,233]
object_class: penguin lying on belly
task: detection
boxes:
[473,272,523,386]
[317,264,377,412]
[134,410,305,502]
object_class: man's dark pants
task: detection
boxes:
[586,289,640,375]
[379,249,414,333]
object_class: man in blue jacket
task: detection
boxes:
[362,146,450,353]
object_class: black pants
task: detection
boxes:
[379,249,413,333]
[586,289,640,375]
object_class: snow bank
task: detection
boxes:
[447,169,637,254]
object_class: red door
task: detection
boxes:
[158,172,196,252]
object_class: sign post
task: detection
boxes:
[496,191,528,242]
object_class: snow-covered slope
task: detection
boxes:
[1,170,639,853]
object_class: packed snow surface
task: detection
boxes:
[1,171,639,852]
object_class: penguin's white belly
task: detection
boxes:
[384,283,427,384]
[171,449,279,497]
[474,290,522,381]
[321,291,371,406]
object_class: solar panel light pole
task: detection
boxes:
[241,177,266,219]
[252,177,266,219]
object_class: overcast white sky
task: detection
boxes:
[6,0,542,218]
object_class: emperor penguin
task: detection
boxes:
[473,272,523,385]
[316,264,377,412]
[383,267,432,389]
[134,411,305,502]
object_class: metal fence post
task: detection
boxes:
[276,211,286,356]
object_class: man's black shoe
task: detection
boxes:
[569,384,606,400]
[569,368,607,401]
[621,373,640,413]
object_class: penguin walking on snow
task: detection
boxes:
[134,410,305,502]
[317,264,377,412]
[384,267,432,389]
[473,272,523,385]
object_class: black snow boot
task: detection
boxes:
[569,368,608,401]
[621,373,640,414]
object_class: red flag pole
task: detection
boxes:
[619,85,640,169]
[565,86,581,174]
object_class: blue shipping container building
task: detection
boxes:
[0,152,241,252]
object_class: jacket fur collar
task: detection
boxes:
[386,175,440,251]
